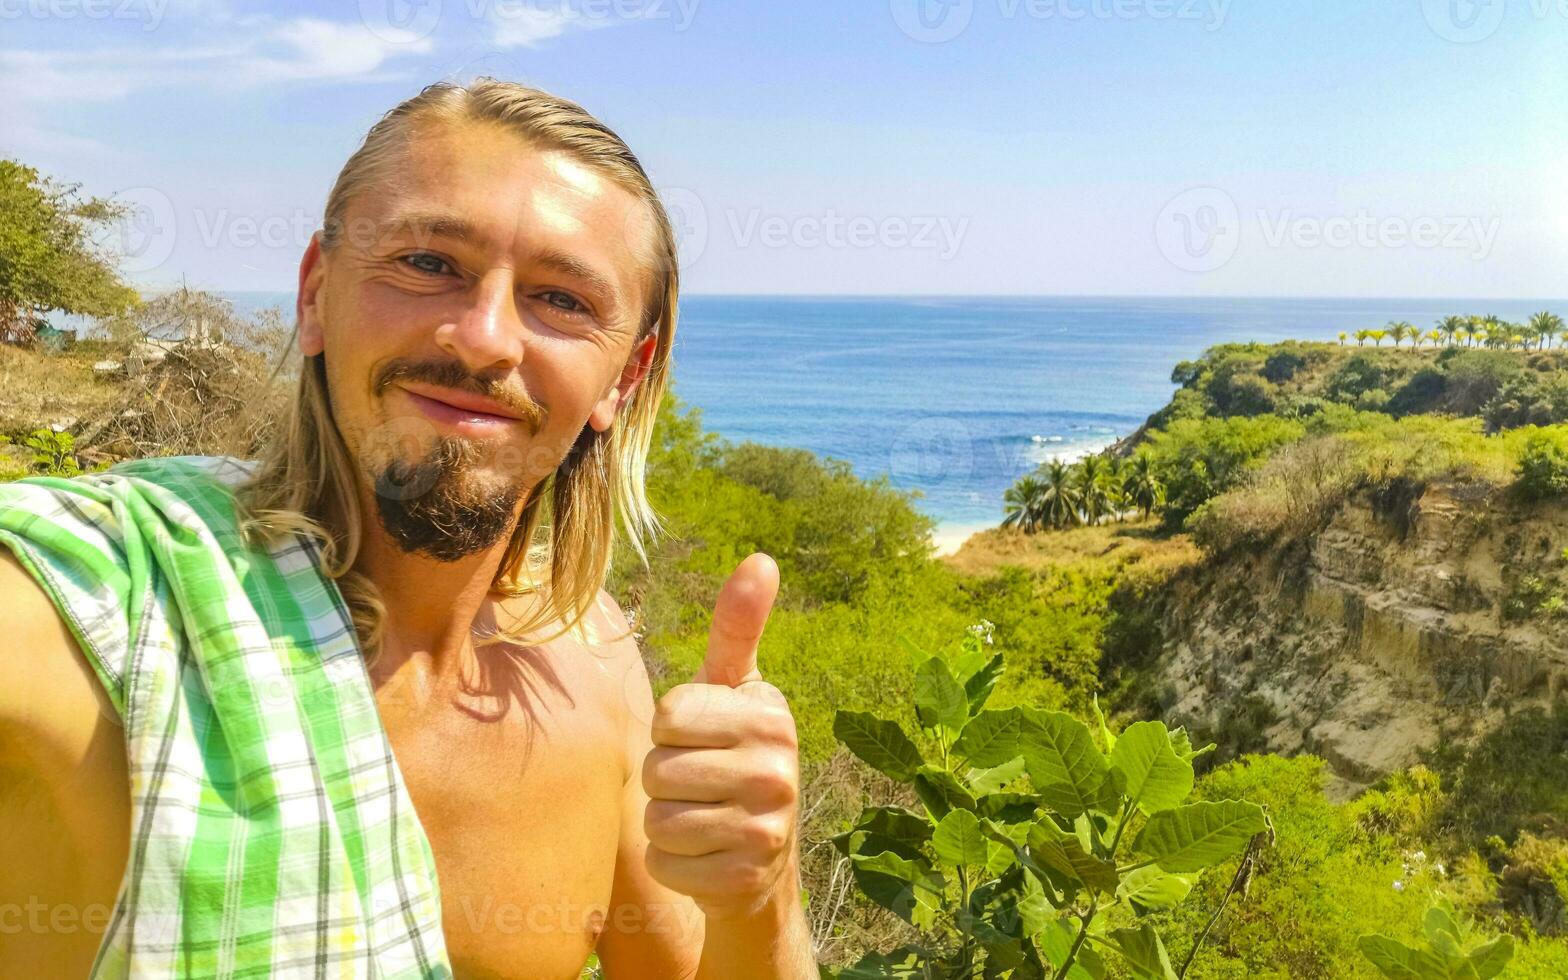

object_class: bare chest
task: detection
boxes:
[377,654,628,980]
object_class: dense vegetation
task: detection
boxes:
[4,287,1566,975]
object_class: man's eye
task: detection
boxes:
[400,252,453,276]
[540,291,585,314]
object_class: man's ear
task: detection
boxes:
[588,331,659,433]
[297,232,327,357]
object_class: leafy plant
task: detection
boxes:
[23,427,81,476]
[825,626,1271,978]
[1357,902,1514,979]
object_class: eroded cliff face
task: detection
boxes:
[1156,480,1568,792]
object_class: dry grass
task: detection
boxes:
[939,518,1202,582]
[0,341,123,435]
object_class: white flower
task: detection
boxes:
[1392,880,1405,892]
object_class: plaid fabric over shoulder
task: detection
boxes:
[0,455,452,979]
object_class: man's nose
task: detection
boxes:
[434,270,526,373]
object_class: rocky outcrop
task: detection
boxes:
[1155,480,1568,793]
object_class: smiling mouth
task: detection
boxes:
[396,384,528,427]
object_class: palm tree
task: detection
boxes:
[1076,455,1114,526]
[1480,315,1504,348]
[1040,460,1081,529]
[1439,315,1465,347]
[1387,321,1408,347]
[1467,314,1486,346]
[1425,329,1442,348]
[1337,331,1347,346]
[1369,329,1387,347]
[1122,452,1165,520]
[1530,311,1563,350]
[1002,475,1047,533]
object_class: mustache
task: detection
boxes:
[372,357,546,428]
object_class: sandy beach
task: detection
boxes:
[929,521,994,557]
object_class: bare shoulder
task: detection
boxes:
[0,550,131,977]
[0,549,120,765]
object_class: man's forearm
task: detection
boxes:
[695,858,816,980]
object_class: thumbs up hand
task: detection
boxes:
[642,553,802,919]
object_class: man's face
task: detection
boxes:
[296,119,659,561]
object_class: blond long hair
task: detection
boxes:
[236,78,678,657]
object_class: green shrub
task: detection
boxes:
[1514,431,1568,500]
[826,626,1270,978]
[1145,415,1306,527]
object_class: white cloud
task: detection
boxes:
[488,4,622,48]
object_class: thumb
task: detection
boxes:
[693,552,779,687]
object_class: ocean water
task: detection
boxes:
[213,293,1567,529]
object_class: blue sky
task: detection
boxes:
[4,0,1565,296]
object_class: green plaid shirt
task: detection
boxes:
[0,455,453,979]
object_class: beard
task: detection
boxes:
[356,356,546,563]
[370,435,526,562]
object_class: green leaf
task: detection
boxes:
[933,809,990,867]
[1028,816,1120,894]
[1039,918,1107,980]
[1466,935,1514,980]
[833,710,923,783]
[950,634,988,686]
[1356,935,1448,979]
[896,634,932,673]
[1105,924,1178,980]
[849,806,933,849]
[914,655,969,733]
[964,652,1005,714]
[1167,726,1215,762]
[1017,707,1114,818]
[848,851,945,928]
[1423,904,1465,947]
[970,866,1053,943]
[1115,867,1195,914]
[831,828,925,864]
[913,764,978,820]
[975,791,1040,823]
[1092,694,1116,753]
[1133,800,1267,873]
[838,944,932,979]
[1110,721,1195,814]
[954,707,1023,767]
[966,754,1027,794]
